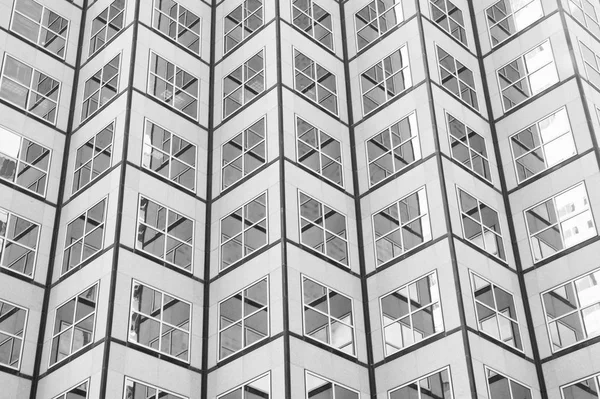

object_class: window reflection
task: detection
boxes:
[153,0,201,54]
[124,377,188,399]
[294,49,338,115]
[486,367,532,399]
[430,0,467,45]
[306,371,359,399]
[486,0,543,47]
[437,47,478,110]
[224,0,263,54]
[297,116,343,187]
[389,367,453,399]
[355,0,403,50]
[447,112,490,181]
[222,117,265,189]
[0,207,40,277]
[0,299,27,369]
[224,50,265,118]
[218,372,270,399]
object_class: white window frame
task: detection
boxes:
[388,366,454,399]
[72,120,115,194]
[81,53,122,122]
[469,270,523,351]
[52,379,90,399]
[89,0,126,57]
[49,282,99,368]
[304,370,361,399]
[222,48,266,119]
[9,0,70,59]
[580,40,600,89]
[293,47,339,116]
[430,0,468,46]
[0,206,40,278]
[301,274,357,356]
[561,371,600,399]
[524,181,596,263]
[152,0,201,54]
[219,191,269,271]
[223,0,264,55]
[297,190,349,266]
[484,366,533,399]
[291,0,334,51]
[485,0,543,48]
[127,279,193,362]
[217,276,270,361]
[436,45,478,111]
[569,0,600,37]
[379,270,444,357]
[508,106,576,184]
[216,371,272,399]
[135,194,195,272]
[0,298,28,370]
[366,110,421,187]
[0,54,62,125]
[354,0,403,52]
[123,377,188,399]
[142,118,197,193]
[445,111,491,182]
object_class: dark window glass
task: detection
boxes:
[223,50,265,118]
[222,117,265,189]
[73,122,114,193]
[296,116,343,186]
[294,49,338,115]
[153,0,201,54]
[0,299,27,369]
[355,0,403,50]
[224,0,263,54]
[89,0,125,56]
[0,207,40,277]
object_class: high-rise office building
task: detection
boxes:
[1,0,600,397]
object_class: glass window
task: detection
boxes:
[143,119,197,192]
[73,122,114,193]
[136,196,194,271]
[510,107,576,183]
[220,192,268,270]
[302,275,355,355]
[53,380,89,399]
[367,111,420,186]
[0,299,27,370]
[497,39,558,112]
[292,0,333,50]
[153,0,201,54]
[470,272,522,350]
[580,41,600,89]
[486,0,543,47]
[219,277,269,360]
[361,45,411,116]
[222,117,266,190]
[570,0,600,37]
[81,54,121,121]
[50,284,98,366]
[148,52,199,119]
[299,191,348,265]
[224,0,263,54]
[355,0,403,51]
[89,0,125,56]
[525,182,596,262]
[373,187,431,266]
[0,54,61,124]
[294,49,338,115]
[542,267,600,353]
[62,198,107,275]
[486,367,532,399]
[10,0,69,58]
[457,188,505,260]
[389,367,453,399]
[124,377,187,399]
[446,112,491,181]
[437,46,478,110]
[306,371,360,399]
[217,372,271,399]
[430,0,467,45]
[381,271,443,356]
[0,207,40,277]
[223,50,265,118]
[129,280,191,361]
[0,125,50,196]
[296,116,343,187]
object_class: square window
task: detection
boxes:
[52,380,89,399]
[89,0,126,56]
[305,371,360,399]
[223,50,265,118]
[437,46,478,110]
[580,41,600,89]
[217,372,271,399]
[292,0,334,50]
[486,0,543,47]
[388,367,453,399]
[222,116,266,189]
[81,54,121,122]
[73,121,114,193]
[486,366,533,399]
[446,112,491,181]
[224,0,264,54]
[430,0,467,46]
[0,207,40,278]
[124,377,188,398]
[293,49,338,115]
[355,0,403,51]
[0,299,28,370]
[153,0,201,54]
[570,0,600,37]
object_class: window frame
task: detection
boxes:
[219,191,269,271]
[508,106,576,184]
[524,181,597,263]
[371,186,432,267]
[436,45,478,111]
[89,0,126,57]
[379,270,444,357]
[217,275,270,361]
[151,0,201,55]
[0,206,40,278]
[292,47,339,116]
[223,0,264,55]
[365,110,421,187]
[221,115,267,190]
[0,53,62,125]
[146,50,200,120]
[0,124,52,197]
[387,366,454,399]
[445,111,491,182]
[127,279,193,362]
[216,371,271,399]
[304,370,361,399]
[456,186,506,261]
[135,194,195,272]
[485,0,543,48]
[495,39,558,112]
[291,0,335,51]
[9,0,70,59]
[430,0,468,46]
[569,0,600,37]
[360,44,411,116]
[297,190,349,267]
[580,40,600,89]
[81,52,122,122]
[484,365,533,399]
[52,379,90,399]
[354,0,403,52]
[0,298,28,370]
[469,270,523,351]
[61,196,108,276]
[48,282,99,368]
[561,371,600,399]
[222,48,266,119]
[72,120,115,194]
[142,118,198,193]
[123,376,188,399]
[301,274,357,356]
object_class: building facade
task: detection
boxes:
[0,0,600,397]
